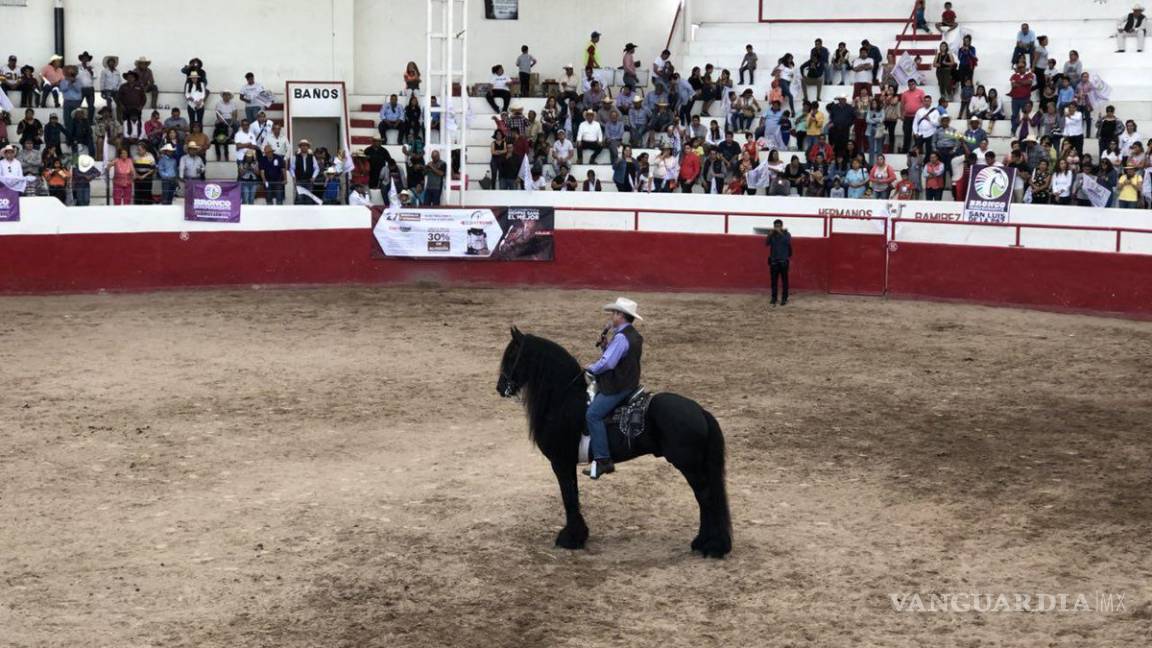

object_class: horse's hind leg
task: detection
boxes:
[680,467,711,554]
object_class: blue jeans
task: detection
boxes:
[1010,97,1028,131]
[241,180,257,204]
[160,178,178,204]
[586,390,631,461]
[245,105,262,123]
[72,184,91,206]
[266,182,285,205]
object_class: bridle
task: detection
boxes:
[500,339,527,397]
[500,338,588,397]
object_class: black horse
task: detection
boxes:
[497,327,732,558]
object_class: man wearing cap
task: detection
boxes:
[2,55,18,98]
[585,31,602,69]
[239,73,273,123]
[38,55,64,108]
[133,57,159,110]
[582,297,644,480]
[1117,4,1147,52]
[290,140,319,204]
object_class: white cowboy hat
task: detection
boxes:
[77,155,96,172]
[602,297,643,321]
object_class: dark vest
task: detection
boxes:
[596,325,643,395]
[293,153,315,182]
[1125,13,1146,32]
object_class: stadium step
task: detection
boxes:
[895,34,943,42]
[889,48,938,56]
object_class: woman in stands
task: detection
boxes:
[403,95,422,146]
[132,142,156,205]
[1031,158,1054,204]
[1096,158,1118,207]
[869,153,896,199]
[882,86,901,154]
[1051,158,1076,205]
[923,151,946,200]
[42,158,69,204]
[1118,120,1141,163]
[404,62,421,96]
[184,71,208,127]
[845,157,867,198]
[865,96,885,166]
[1062,103,1085,155]
[979,88,1004,136]
[486,65,512,113]
[933,43,958,100]
[773,54,796,114]
[489,130,507,189]
[111,148,134,205]
[541,96,560,139]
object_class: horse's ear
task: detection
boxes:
[510,326,523,341]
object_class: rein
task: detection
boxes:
[501,337,587,397]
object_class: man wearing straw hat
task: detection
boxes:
[1116,3,1147,52]
[133,56,159,109]
[583,297,645,479]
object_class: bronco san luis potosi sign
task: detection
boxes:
[962,164,1016,224]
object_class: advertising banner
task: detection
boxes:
[962,164,1016,224]
[0,183,21,222]
[372,206,554,260]
[484,0,519,19]
[184,181,242,222]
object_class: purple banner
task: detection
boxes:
[0,183,20,222]
[184,181,242,222]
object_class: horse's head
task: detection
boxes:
[497,326,528,398]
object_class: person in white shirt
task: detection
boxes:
[248,112,273,149]
[486,64,512,113]
[265,123,290,158]
[525,168,548,190]
[558,64,580,105]
[233,119,257,165]
[1116,4,1147,53]
[551,129,574,167]
[0,145,23,189]
[239,72,273,123]
[851,47,875,98]
[913,95,940,152]
[575,111,604,164]
[349,184,373,207]
[1062,103,1085,154]
[1118,120,1142,162]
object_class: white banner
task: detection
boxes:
[1078,174,1113,208]
[286,82,346,118]
[373,208,505,258]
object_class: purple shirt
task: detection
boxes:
[586,323,632,374]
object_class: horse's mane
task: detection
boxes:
[517,334,586,453]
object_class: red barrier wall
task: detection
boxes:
[3,228,1152,319]
[0,230,830,295]
[888,242,1152,316]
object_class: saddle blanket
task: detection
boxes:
[578,390,654,464]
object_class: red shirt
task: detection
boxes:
[743,141,759,162]
[680,151,701,181]
[941,9,956,23]
[894,179,915,199]
[1009,72,1034,99]
[901,88,926,117]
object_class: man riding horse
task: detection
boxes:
[583,297,644,479]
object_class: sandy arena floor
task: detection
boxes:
[2,286,1151,647]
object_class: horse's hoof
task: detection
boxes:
[690,535,705,553]
[554,526,588,550]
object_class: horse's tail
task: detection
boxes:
[703,409,733,554]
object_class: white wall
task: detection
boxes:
[5,0,355,97]
[3,0,678,99]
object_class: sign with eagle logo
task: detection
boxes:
[962,164,1016,224]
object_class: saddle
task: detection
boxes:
[579,386,654,464]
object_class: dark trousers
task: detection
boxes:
[81,87,95,115]
[518,72,531,97]
[902,116,915,152]
[486,88,511,112]
[770,260,790,303]
[829,125,850,158]
[739,66,755,84]
[577,141,603,164]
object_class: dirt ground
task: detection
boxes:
[3,285,1152,648]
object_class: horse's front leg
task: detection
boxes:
[551,459,589,549]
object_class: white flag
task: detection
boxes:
[387,177,399,210]
[0,88,12,112]
[294,186,323,205]
[1078,174,1112,208]
[518,154,534,190]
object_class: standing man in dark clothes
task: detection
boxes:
[364,136,393,190]
[862,40,883,84]
[826,93,857,159]
[766,219,793,306]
